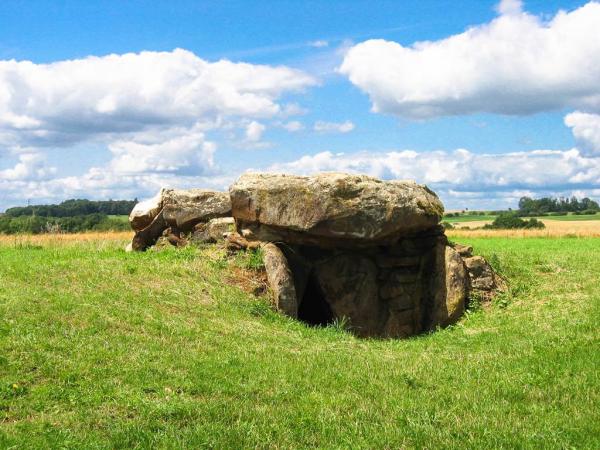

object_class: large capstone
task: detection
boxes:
[230,172,444,248]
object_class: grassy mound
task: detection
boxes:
[1,237,599,448]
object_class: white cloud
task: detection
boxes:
[496,0,523,15]
[265,148,600,208]
[313,120,355,133]
[282,121,304,132]
[245,121,266,142]
[0,49,315,149]
[0,166,237,211]
[0,152,56,181]
[107,126,215,175]
[565,111,600,156]
[339,1,600,119]
[0,49,317,208]
[310,40,329,48]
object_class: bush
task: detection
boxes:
[483,213,545,230]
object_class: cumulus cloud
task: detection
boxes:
[565,111,600,156]
[313,120,355,133]
[0,166,237,211]
[265,148,600,208]
[0,49,315,149]
[0,152,56,181]
[245,121,266,142]
[282,120,304,132]
[0,49,316,208]
[339,1,600,119]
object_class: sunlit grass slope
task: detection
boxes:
[1,236,599,448]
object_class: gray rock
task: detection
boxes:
[128,188,231,251]
[426,244,469,329]
[129,189,164,231]
[262,243,298,318]
[131,211,167,251]
[453,243,473,258]
[230,172,444,247]
[193,217,235,244]
[314,254,382,336]
[161,189,231,230]
[464,256,497,291]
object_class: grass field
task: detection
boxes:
[1,233,599,448]
[444,212,600,223]
[448,219,600,237]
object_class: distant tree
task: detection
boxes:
[484,212,545,230]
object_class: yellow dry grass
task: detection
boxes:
[448,219,600,238]
[0,231,133,247]
[1,218,600,247]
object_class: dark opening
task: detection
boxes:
[298,273,334,326]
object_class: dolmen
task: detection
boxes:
[127,172,497,338]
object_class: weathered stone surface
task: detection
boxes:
[314,254,382,337]
[427,244,469,329]
[131,211,167,251]
[453,243,473,258]
[230,172,444,247]
[464,256,496,291]
[161,189,231,230]
[128,188,231,251]
[165,227,184,247]
[193,217,235,244]
[129,189,163,231]
[262,243,298,318]
[226,232,249,252]
[379,270,420,299]
[375,255,421,268]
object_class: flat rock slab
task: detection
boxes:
[161,189,231,230]
[128,188,231,251]
[230,172,444,247]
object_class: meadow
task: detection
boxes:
[1,232,599,448]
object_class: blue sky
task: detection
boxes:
[1,0,599,210]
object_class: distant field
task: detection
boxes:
[444,212,600,223]
[538,213,600,221]
[448,219,600,237]
[0,234,598,448]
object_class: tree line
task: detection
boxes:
[0,199,136,234]
[518,196,600,216]
[3,199,137,218]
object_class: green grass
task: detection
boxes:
[538,212,600,221]
[1,237,599,448]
